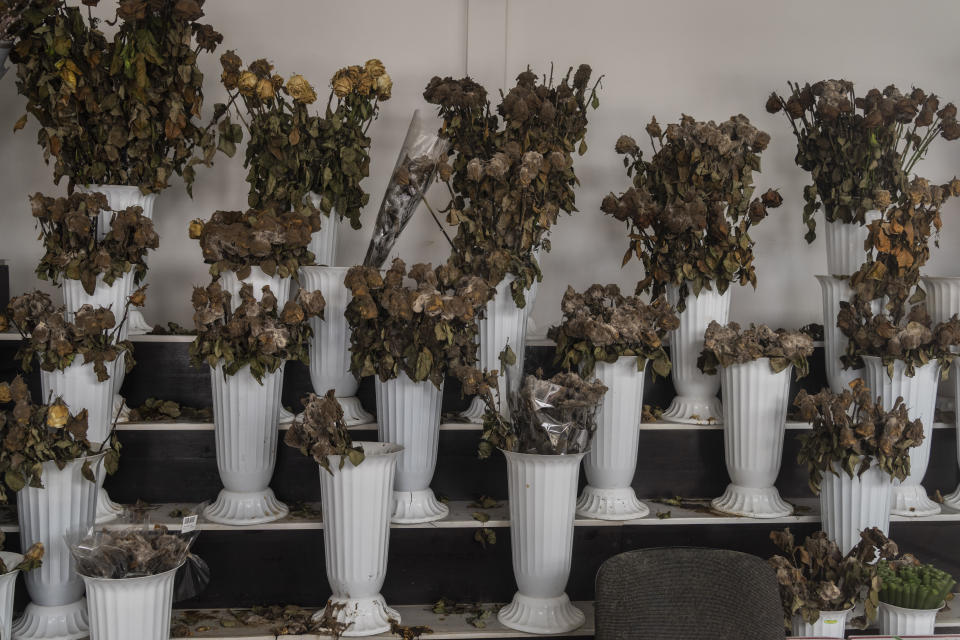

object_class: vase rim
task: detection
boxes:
[879,599,945,613]
[499,448,589,461]
[80,561,184,584]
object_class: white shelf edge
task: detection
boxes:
[2,497,955,533]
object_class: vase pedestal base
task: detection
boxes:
[576,486,649,520]
[13,599,88,640]
[458,396,486,423]
[711,484,792,518]
[391,489,448,524]
[943,485,960,510]
[891,484,940,517]
[204,488,288,525]
[660,395,722,425]
[498,592,584,635]
[95,487,123,523]
[339,397,374,426]
[316,595,399,637]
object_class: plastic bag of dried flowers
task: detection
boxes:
[363,110,449,268]
[508,371,607,455]
[67,505,210,599]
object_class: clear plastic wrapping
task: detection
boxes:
[363,110,449,268]
[66,504,210,601]
[509,371,606,455]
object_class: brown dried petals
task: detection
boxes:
[698,321,814,377]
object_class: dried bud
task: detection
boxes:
[287,74,317,104]
[238,71,257,97]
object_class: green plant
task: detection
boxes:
[766,80,960,241]
[698,321,815,378]
[548,284,677,378]
[4,289,141,381]
[189,281,324,382]
[424,65,602,306]
[11,0,226,193]
[218,53,390,228]
[344,259,491,388]
[189,208,314,279]
[32,191,158,294]
[601,115,782,310]
[284,390,364,473]
[768,527,898,631]
[878,557,955,610]
[795,380,924,495]
[0,375,101,502]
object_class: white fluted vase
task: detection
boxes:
[308,215,339,267]
[791,608,850,638]
[76,185,157,336]
[375,373,446,524]
[923,276,960,414]
[300,266,372,425]
[661,284,730,424]
[945,358,960,509]
[13,454,103,640]
[61,273,135,341]
[823,211,879,277]
[816,275,864,394]
[204,364,288,525]
[0,552,24,640]
[461,276,533,421]
[40,358,123,524]
[499,450,586,635]
[318,442,402,636]
[862,356,940,516]
[576,357,647,520]
[82,565,178,640]
[219,268,291,310]
[819,459,893,554]
[711,359,792,518]
[878,601,941,636]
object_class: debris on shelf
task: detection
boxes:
[432,598,503,629]
[149,322,196,336]
[642,404,662,423]
[652,496,731,517]
[471,511,497,548]
[389,620,433,639]
[468,495,501,509]
[128,398,212,422]
[287,501,323,519]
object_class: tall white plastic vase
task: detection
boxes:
[82,565,179,640]
[317,442,402,636]
[306,198,338,267]
[75,185,157,335]
[662,284,730,424]
[375,372,446,523]
[300,266,372,424]
[862,356,940,516]
[819,459,893,555]
[219,268,291,309]
[461,276,534,421]
[823,211,880,277]
[204,363,288,525]
[0,551,24,640]
[13,455,103,640]
[711,359,793,518]
[498,450,586,635]
[40,358,123,523]
[921,276,960,412]
[816,275,865,394]
[576,357,648,520]
[945,357,960,509]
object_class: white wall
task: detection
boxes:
[2,0,959,334]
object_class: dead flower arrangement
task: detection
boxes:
[423,65,602,306]
[768,527,898,631]
[32,191,158,294]
[189,281,325,382]
[11,0,226,194]
[344,258,491,388]
[285,390,365,472]
[601,114,783,311]
[698,321,815,378]
[794,381,924,495]
[766,80,960,241]
[218,52,390,228]
[189,208,313,279]
[3,289,142,382]
[548,284,678,378]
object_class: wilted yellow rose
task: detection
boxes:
[256,77,275,101]
[287,74,317,104]
[356,72,373,97]
[188,219,204,239]
[47,404,69,428]
[375,73,392,100]
[364,58,386,78]
[238,71,257,97]
[0,383,10,403]
[331,69,353,98]
[129,289,146,307]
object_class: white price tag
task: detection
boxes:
[181,514,198,533]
